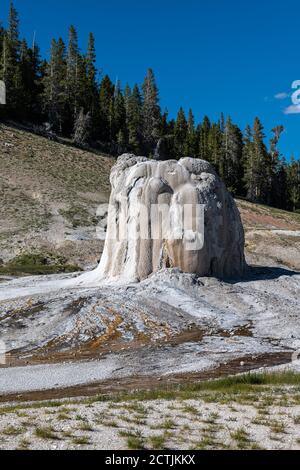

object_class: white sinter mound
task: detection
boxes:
[81,154,246,284]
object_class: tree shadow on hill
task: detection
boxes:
[227,265,300,284]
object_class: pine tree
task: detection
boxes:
[43,38,67,132]
[287,157,300,211]
[18,39,32,118]
[0,22,5,50]
[18,39,43,121]
[275,159,288,210]
[208,122,222,171]
[98,74,114,142]
[244,118,270,203]
[255,119,272,203]
[184,109,197,157]
[198,116,211,160]
[269,125,285,207]
[111,80,127,145]
[221,116,243,194]
[243,125,255,200]
[174,107,187,158]
[141,68,161,154]
[124,83,131,118]
[8,1,19,44]
[219,112,225,133]
[160,109,169,137]
[127,84,143,154]
[85,33,98,119]
[86,33,96,87]
[1,1,22,116]
[66,25,82,130]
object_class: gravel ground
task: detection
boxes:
[0,385,300,450]
[0,358,121,394]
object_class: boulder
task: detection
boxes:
[94,154,246,283]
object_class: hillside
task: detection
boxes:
[0,123,114,273]
[237,199,300,271]
[0,123,299,274]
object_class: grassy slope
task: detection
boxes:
[0,123,114,272]
[236,198,300,231]
[236,199,300,270]
[0,123,299,273]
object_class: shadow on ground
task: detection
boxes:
[228,265,300,284]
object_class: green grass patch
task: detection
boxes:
[182,405,199,415]
[77,422,94,432]
[0,252,81,276]
[35,426,60,440]
[72,436,90,446]
[269,420,286,434]
[230,427,251,448]
[91,371,300,402]
[149,434,167,450]
[161,419,176,430]
[126,434,145,450]
[2,425,24,436]
[56,412,71,421]
[59,205,96,228]
[1,372,300,417]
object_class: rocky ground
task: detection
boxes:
[0,373,300,450]
[0,266,299,399]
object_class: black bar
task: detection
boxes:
[1,450,297,466]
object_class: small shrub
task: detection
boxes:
[72,436,90,445]
[294,415,300,425]
[127,435,145,450]
[35,426,60,440]
[149,434,166,449]
[230,427,250,445]
[162,419,176,430]
[3,426,23,436]
[270,421,286,434]
[78,422,94,432]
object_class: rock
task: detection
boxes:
[86,154,246,283]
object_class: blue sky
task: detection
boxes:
[1,0,300,158]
